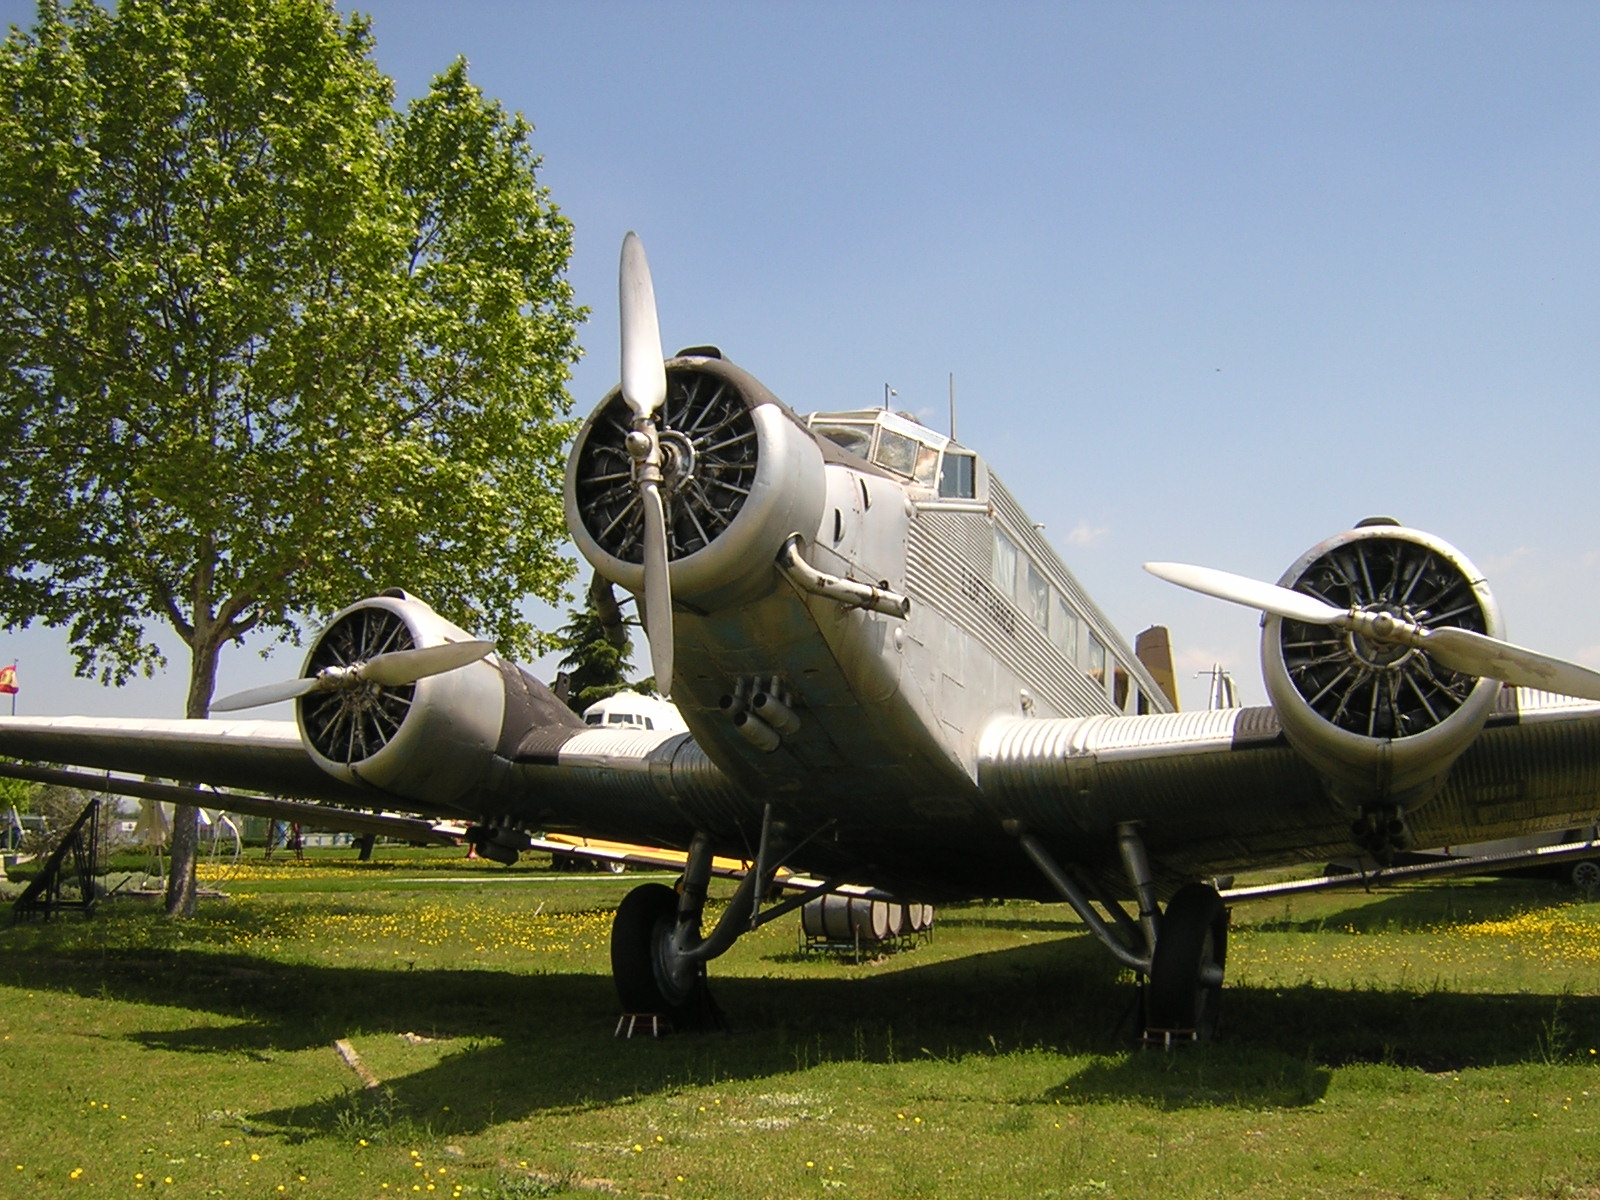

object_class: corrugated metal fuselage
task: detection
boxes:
[527,414,1600,902]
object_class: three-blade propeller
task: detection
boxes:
[1144,561,1600,702]
[618,232,674,696]
[211,640,496,713]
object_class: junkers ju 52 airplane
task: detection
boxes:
[7,232,1600,1041]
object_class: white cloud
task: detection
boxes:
[1062,519,1110,548]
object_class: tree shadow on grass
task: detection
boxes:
[7,919,1600,1137]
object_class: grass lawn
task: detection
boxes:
[5,848,1600,1198]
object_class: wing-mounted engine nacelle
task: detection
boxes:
[1261,521,1503,853]
[565,351,828,613]
[297,591,509,808]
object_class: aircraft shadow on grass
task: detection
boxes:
[1238,877,1585,935]
[10,919,1600,1134]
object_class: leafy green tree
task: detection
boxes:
[555,576,655,714]
[0,773,36,816]
[0,0,583,914]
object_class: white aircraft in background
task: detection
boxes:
[6,232,1600,1042]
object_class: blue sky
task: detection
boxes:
[4,1,1599,715]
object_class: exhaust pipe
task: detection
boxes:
[751,691,801,735]
[732,709,781,753]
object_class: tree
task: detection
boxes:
[554,576,653,714]
[0,0,584,914]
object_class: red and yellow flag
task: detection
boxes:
[0,664,17,695]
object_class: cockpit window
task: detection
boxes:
[813,422,873,459]
[873,428,920,476]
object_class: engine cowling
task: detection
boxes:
[565,351,827,613]
[296,592,509,807]
[1261,521,1504,834]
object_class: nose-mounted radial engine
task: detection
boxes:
[563,235,827,698]
[1148,520,1600,862]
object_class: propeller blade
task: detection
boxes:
[619,231,666,420]
[640,478,674,697]
[1144,562,1345,626]
[210,640,495,713]
[210,676,323,712]
[1421,627,1600,701]
[1144,560,1600,702]
[360,639,495,688]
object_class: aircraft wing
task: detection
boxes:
[976,689,1600,888]
[0,716,382,808]
[0,760,463,845]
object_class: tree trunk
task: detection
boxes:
[164,632,224,918]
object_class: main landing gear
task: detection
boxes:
[1015,821,1229,1043]
[609,812,836,1031]
[1146,882,1228,1039]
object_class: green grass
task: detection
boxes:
[6,851,1600,1198]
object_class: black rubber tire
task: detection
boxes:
[611,882,681,1014]
[1147,882,1228,1040]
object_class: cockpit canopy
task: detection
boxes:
[807,409,979,500]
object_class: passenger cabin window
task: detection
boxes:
[1026,562,1050,628]
[939,451,976,498]
[1085,632,1108,689]
[992,529,1018,599]
[1050,592,1079,661]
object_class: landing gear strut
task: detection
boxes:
[1014,821,1229,1043]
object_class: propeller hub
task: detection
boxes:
[1345,605,1421,671]
[625,429,653,461]
[659,429,696,495]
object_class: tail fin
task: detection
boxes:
[1135,625,1180,711]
